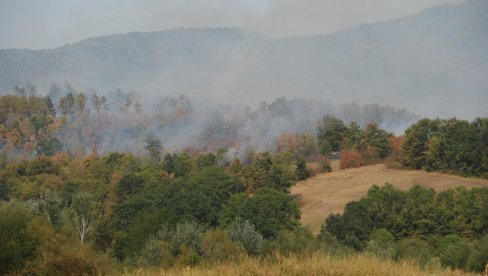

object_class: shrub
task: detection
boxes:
[295,157,311,180]
[437,235,471,270]
[394,238,434,268]
[201,229,243,262]
[273,227,320,257]
[319,156,332,173]
[340,150,363,169]
[467,235,488,272]
[226,218,263,256]
[140,236,173,267]
[366,228,395,259]
[170,221,205,253]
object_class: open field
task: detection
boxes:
[291,162,488,233]
[135,253,473,276]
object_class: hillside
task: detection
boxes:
[1,0,487,118]
[291,162,488,233]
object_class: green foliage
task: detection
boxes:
[67,192,102,244]
[393,238,434,268]
[342,122,363,150]
[140,237,173,266]
[27,156,59,175]
[160,168,245,226]
[37,137,63,156]
[436,235,470,269]
[0,200,39,275]
[114,207,175,261]
[359,123,392,159]
[201,228,243,262]
[403,118,487,177]
[323,184,488,252]
[295,157,310,180]
[144,132,163,163]
[226,218,263,256]
[467,235,488,272]
[268,163,297,192]
[317,115,347,152]
[366,228,395,259]
[116,173,144,203]
[319,139,332,157]
[163,152,192,177]
[221,188,300,239]
[272,227,320,257]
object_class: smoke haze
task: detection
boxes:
[0,0,465,49]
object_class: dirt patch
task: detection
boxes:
[290,164,488,234]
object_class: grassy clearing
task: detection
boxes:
[130,252,473,276]
[291,162,488,233]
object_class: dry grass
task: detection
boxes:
[291,161,488,233]
[131,253,473,276]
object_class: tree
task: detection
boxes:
[402,118,440,169]
[296,157,311,180]
[226,218,263,255]
[317,115,347,152]
[116,173,145,203]
[222,188,301,239]
[0,200,39,275]
[68,193,101,244]
[359,123,391,160]
[144,132,163,163]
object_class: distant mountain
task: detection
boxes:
[0,0,487,118]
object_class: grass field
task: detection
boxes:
[134,253,474,276]
[291,161,488,233]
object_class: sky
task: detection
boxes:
[0,0,465,49]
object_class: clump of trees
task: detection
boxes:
[0,145,306,273]
[402,118,488,178]
[316,115,393,169]
[321,184,488,272]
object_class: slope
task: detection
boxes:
[290,163,488,233]
[0,0,487,118]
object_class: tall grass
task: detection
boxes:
[129,252,473,276]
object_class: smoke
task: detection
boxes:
[0,0,465,49]
[42,84,418,158]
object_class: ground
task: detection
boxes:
[291,161,488,233]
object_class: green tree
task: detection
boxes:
[402,118,440,169]
[144,132,163,163]
[0,200,39,275]
[317,115,347,152]
[296,157,310,180]
[225,188,301,239]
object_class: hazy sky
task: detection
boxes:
[0,0,465,49]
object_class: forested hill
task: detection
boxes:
[0,0,487,118]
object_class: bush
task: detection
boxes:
[340,151,363,169]
[437,235,470,270]
[273,227,320,257]
[467,235,488,272]
[140,236,173,267]
[162,221,206,255]
[226,218,263,255]
[366,228,395,259]
[394,238,434,268]
[201,229,243,262]
[295,157,311,180]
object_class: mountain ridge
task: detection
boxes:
[0,0,486,118]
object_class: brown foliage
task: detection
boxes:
[386,136,405,169]
[340,151,364,169]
